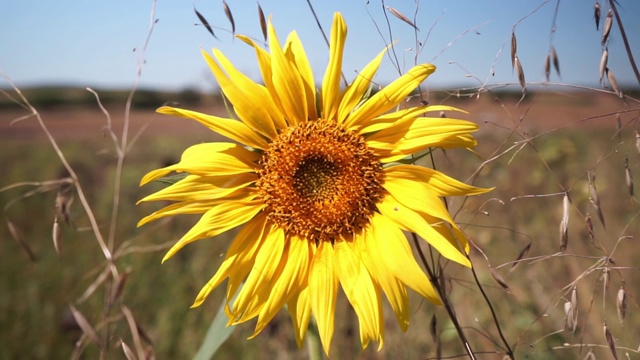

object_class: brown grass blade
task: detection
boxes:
[257,2,267,42]
[511,32,517,70]
[599,48,608,85]
[222,1,235,35]
[625,156,634,198]
[510,241,531,272]
[602,9,613,45]
[194,7,218,40]
[604,322,619,360]
[385,6,420,31]
[544,54,551,82]
[617,283,628,324]
[588,171,605,228]
[514,55,526,93]
[6,218,36,262]
[52,216,62,257]
[69,305,101,347]
[551,46,560,76]
[560,193,570,252]
[607,68,623,98]
[120,339,137,360]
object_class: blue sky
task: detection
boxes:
[2,0,639,92]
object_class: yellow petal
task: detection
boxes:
[229,225,286,324]
[366,117,479,161]
[140,143,258,185]
[203,49,280,139]
[368,213,443,305]
[268,18,307,124]
[338,46,388,124]
[251,235,311,337]
[334,239,382,349]
[156,106,269,150]
[385,164,492,197]
[162,200,262,263]
[378,196,471,267]
[308,241,338,356]
[285,31,317,120]
[192,214,269,307]
[321,12,347,122]
[350,230,409,332]
[344,63,435,130]
[236,34,289,129]
[287,286,311,348]
[138,173,256,204]
[383,174,457,226]
[138,201,218,227]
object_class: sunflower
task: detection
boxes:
[139,12,489,355]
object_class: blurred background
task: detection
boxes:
[1,1,639,359]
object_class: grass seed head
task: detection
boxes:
[604,322,619,360]
[511,32,517,69]
[599,48,608,85]
[386,6,420,31]
[625,156,634,197]
[514,55,526,93]
[222,0,235,35]
[544,54,551,82]
[551,46,560,76]
[594,2,601,30]
[69,305,102,347]
[6,218,36,262]
[602,9,613,45]
[258,2,267,41]
[52,216,62,257]
[617,284,628,324]
[606,68,623,98]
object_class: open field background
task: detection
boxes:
[1,86,639,359]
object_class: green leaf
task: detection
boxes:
[192,297,237,360]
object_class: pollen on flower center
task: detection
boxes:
[257,119,385,244]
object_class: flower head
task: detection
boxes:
[139,12,489,355]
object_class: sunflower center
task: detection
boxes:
[257,120,385,244]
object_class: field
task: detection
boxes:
[1,88,639,359]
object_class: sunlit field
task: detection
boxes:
[2,87,638,359]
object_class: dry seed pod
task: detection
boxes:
[109,271,129,307]
[490,267,511,293]
[69,305,101,347]
[514,55,526,92]
[584,349,596,360]
[429,313,437,341]
[510,241,532,272]
[52,216,62,256]
[544,54,551,82]
[588,171,606,228]
[194,7,218,39]
[604,322,619,360]
[602,9,613,45]
[386,6,420,31]
[599,48,608,85]
[564,300,577,333]
[607,68,623,98]
[617,284,628,324]
[594,2,601,30]
[511,32,517,70]
[6,218,36,262]
[257,3,267,42]
[625,156,634,197]
[560,193,570,252]
[121,340,137,360]
[222,1,235,35]
[551,46,560,76]
[55,187,73,225]
[585,214,595,242]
